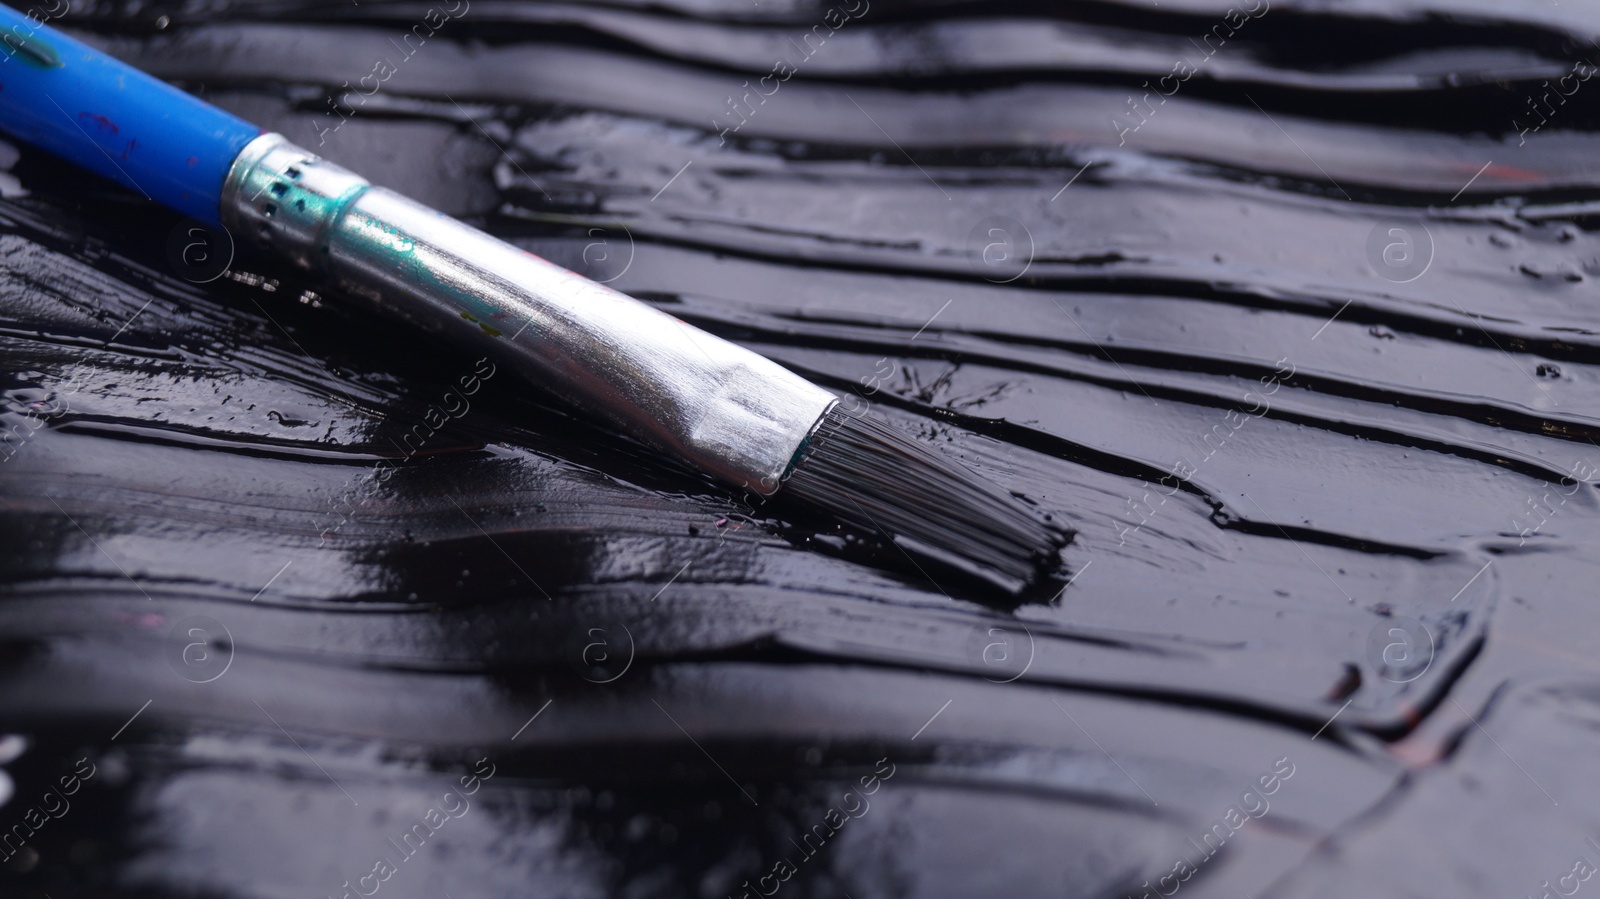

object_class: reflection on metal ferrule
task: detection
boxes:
[220,133,836,493]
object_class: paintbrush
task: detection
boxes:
[0,6,1068,598]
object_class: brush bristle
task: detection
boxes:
[783,406,1070,599]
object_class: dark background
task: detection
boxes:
[4,0,1600,896]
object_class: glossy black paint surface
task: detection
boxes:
[3,1,1600,896]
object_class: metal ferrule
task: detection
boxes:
[220,133,835,494]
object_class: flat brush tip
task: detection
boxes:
[782,406,1070,600]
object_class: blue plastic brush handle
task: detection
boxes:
[0,4,259,225]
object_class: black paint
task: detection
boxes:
[2,1,1599,897]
